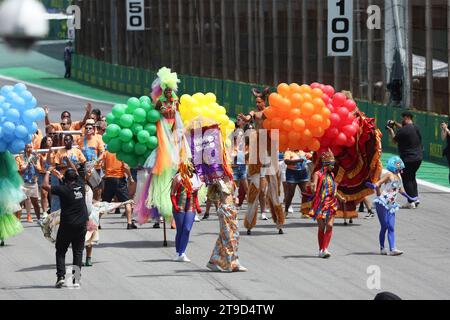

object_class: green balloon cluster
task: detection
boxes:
[103,96,160,168]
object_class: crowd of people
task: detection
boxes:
[5,69,430,289]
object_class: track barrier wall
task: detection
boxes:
[72,54,449,166]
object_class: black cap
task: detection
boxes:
[64,169,78,183]
[401,111,414,119]
[374,292,402,300]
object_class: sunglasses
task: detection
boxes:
[86,127,94,130]
[61,123,71,126]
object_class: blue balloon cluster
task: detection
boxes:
[0,83,45,154]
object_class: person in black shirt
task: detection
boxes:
[441,121,450,184]
[64,41,74,78]
[43,167,88,288]
[387,111,423,209]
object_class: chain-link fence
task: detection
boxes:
[72,0,449,115]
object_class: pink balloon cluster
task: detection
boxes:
[310,83,360,156]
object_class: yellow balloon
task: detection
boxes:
[219,114,229,124]
[180,94,192,106]
[205,92,217,104]
[192,92,205,103]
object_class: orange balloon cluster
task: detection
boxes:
[263,83,331,152]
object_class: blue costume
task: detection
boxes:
[373,156,405,254]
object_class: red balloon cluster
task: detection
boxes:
[310,82,360,156]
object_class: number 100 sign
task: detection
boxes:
[328,0,353,56]
[126,0,145,31]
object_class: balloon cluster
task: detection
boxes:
[103,96,160,168]
[310,83,359,156]
[263,83,332,152]
[0,83,44,154]
[179,92,235,141]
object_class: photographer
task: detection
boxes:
[42,167,88,288]
[386,111,423,209]
[441,121,450,184]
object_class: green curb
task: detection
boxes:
[0,67,129,104]
[381,152,449,188]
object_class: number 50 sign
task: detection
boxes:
[328,0,353,56]
[126,0,145,31]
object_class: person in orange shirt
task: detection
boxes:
[15,144,41,223]
[44,103,92,131]
[79,120,105,200]
[55,134,86,174]
[100,151,137,230]
[32,129,43,151]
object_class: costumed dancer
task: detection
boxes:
[206,176,247,272]
[366,156,416,256]
[239,88,284,235]
[309,151,346,258]
[139,67,190,232]
[171,161,203,262]
[0,151,26,246]
[301,98,382,222]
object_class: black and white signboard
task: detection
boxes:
[327,0,353,56]
[126,0,145,31]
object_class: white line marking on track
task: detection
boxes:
[0,75,116,105]
[382,169,450,193]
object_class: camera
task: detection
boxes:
[0,0,49,51]
[385,120,396,130]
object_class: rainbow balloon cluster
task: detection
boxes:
[179,92,235,140]
[103,96,160,168]
[263,83,332,152]
[0,83,44,154]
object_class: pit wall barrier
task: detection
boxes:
[72,54,449,166]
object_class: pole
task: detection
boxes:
[199,0,205,76]
[259,0,265,84]
[111,0,118,65]
[425,0,433,112]
[247,0,254,83]
[234,0,240,80]
[158,0,165,66]
[302,0,307,84]
[211,0,216,77]
[287,0,293,83]
[448,0,450,115]
[221,0,227,80]
[368,0,374,102]
[272,0,279,84]
[407,0,413,109]
[317,0,324,83]
[163,218,168,247]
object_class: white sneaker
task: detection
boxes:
[322,249,331,258]
[288,206,294,213]
[180,253,191,262]
[233,265,248,272]
[174,254,184,262]
[318,250,325,258]
[194,215,200,222]
[401,202,416,209]
[206,262,222,272]
[380,248,388,255]
[261,214,269,221]
[388,249,403,256]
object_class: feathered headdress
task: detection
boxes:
[151,67,180,101]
